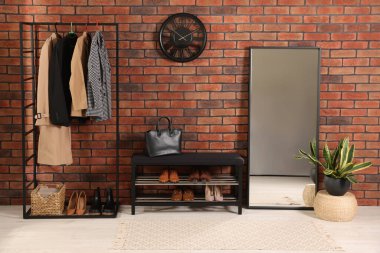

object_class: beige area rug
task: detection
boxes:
[112,215,342,251]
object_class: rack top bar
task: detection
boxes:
[20,22,118,26]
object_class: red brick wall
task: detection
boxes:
[1,0,379,206]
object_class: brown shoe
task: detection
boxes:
[200,170,212,182]
[159,169,169,183]
[169,169,179,183]
[171,188,183,201]
[76,191,87,215]
[183,188,194,201]
[67,191,78,215]
[188,169,200,182]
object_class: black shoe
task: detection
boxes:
[89,187,102,215]
[103,188,115,215]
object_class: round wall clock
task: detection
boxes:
[159,13,207,63]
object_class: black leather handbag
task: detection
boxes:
[145,117,182,157]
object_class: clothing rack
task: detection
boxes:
[19,22,120,219]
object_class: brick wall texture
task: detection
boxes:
[1,0,380,206]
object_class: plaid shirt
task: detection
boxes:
[86,31,112,121]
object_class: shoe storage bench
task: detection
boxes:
[131,153,244,215]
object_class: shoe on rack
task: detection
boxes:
[183,188,194,201]
[76,191,87,215]
[171,188,183,201]
[103,188,115,215]
[67,191,78,215]
[214,186,224,202]
[188,169,200,182]
[89,187,102,215]
[159,169,169,183]
[200,170,212,182]
[169,169,180,183]
[205,185,214,201]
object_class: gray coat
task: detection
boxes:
[86,31,112,121]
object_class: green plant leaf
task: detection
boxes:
[331,150,338,169]
[323,169,335,175]
[323,143,332,170]
[340,162,372,177]
[339,137,350,169]
[341,162,354,171]
[347,144,355,163]
[310,139,317,157]
[299,149,324,168]
[352,162,372,173]
[331,140,343,169]
[339,163,354,177]
[347,175,357,183]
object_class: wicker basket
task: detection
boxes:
[314,190,357,222]
[31,184,65,216]
[302,184,316,207]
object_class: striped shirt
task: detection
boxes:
[86,31,112,121]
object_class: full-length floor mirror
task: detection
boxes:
[248,47,320,209]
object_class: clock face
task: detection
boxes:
[159,13,207,63]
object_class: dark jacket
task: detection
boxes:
[49,34,78,126]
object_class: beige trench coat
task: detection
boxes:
[36,33,73,166]
[70,32,90,117]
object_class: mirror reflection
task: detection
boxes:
[248,48,320,208]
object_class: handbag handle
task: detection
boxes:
[156,117,172,134]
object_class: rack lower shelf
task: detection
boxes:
[135,175,238,186]
[135,195,237,206]
[24,205,119,219]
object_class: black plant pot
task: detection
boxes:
[324,175,351,196]
[310,167,317,184]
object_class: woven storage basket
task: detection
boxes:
[31,184,65,216]
[314,190,357,222]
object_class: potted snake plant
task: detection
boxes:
[296,137,372,196]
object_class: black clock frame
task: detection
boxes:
[159,13,207,63]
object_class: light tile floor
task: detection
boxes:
[0,206,379,253]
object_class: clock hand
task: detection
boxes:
[168,28,187,41]
[178,28,200,41]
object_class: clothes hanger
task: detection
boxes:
[68,22,76,37]
[54,22,61,38]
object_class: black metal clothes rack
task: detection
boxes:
[19,22,120,219]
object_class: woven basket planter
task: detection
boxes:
[314,190,357,222]
[31,184,65,216]
[302,184,316,207]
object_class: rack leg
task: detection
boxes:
[131,164,136,215]
[237,165,243,215]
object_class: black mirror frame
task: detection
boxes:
[247,47,321,210]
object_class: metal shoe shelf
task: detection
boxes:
[131,153,244,215]
[135,175,239,186]
[135,195,238,205]
[19,22,120,219]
